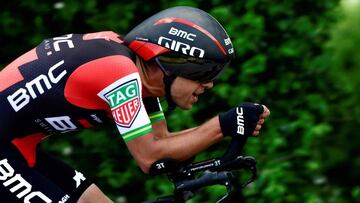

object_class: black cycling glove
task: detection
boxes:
[219,103,264,138]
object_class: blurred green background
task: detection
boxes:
[1,0,359,202]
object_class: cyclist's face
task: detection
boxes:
[171,77,213,109]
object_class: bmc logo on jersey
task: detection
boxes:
[0,159,52,202]
[105,80,140,127]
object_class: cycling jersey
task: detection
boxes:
[0,142,91,203]
[0,31,165,202]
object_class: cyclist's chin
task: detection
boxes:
[176,101,194,110]
[173,95,197,110]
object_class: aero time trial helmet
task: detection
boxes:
[124,6,235,83]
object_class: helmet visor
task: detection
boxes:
[155,54,228,83]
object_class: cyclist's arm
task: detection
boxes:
[90,57,223,173]
[149,119,197,139]
[130,103,270,173]
[126,116,223,173]
[143,97,197,139]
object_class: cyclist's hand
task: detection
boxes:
[253,105,270,136]
[219,103,270,138]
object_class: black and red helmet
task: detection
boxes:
[124,6,235,82]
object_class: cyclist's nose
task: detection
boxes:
[201,82,214,89]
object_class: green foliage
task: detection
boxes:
[2,0,360,202]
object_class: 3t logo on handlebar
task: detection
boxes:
[155,163,165,169]
[237,107,245,135]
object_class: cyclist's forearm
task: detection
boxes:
[151,119,197,138]
[160,118,222,159]
[126,116,223,172]
[168,127,197,136]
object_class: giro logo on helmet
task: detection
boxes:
[168,27,196,41]
[158,36,205,58]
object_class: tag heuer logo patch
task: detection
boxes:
[105,80,141,128]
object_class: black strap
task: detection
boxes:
[163,75,177,111]
[154,57,177,112]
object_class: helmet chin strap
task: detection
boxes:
[154,57,178,111]
[163,74,177,111]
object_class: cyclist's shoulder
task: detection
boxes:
[79,31,131,53]
[35,31,133,60]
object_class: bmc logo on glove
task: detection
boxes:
[219,103,263,138]
[236,107,244,135]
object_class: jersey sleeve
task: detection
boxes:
[97,72,152,142]
[61,35,153,142]
[143,97,166,123]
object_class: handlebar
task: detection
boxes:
[144,136,257,203]
[176,171,233,192]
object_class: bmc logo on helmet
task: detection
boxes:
[158,36,205,58]
[168,27,196,41]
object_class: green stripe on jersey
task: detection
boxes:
[122,124,152,142]
[149,111,165,123]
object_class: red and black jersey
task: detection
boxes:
[0,31,165,167]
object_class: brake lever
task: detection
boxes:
[217,158,257,203]
[241,157,257,188]
[216,177,233,203]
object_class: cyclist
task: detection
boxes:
[0,6,270,203]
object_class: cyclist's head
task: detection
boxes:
[124,6,235,83]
